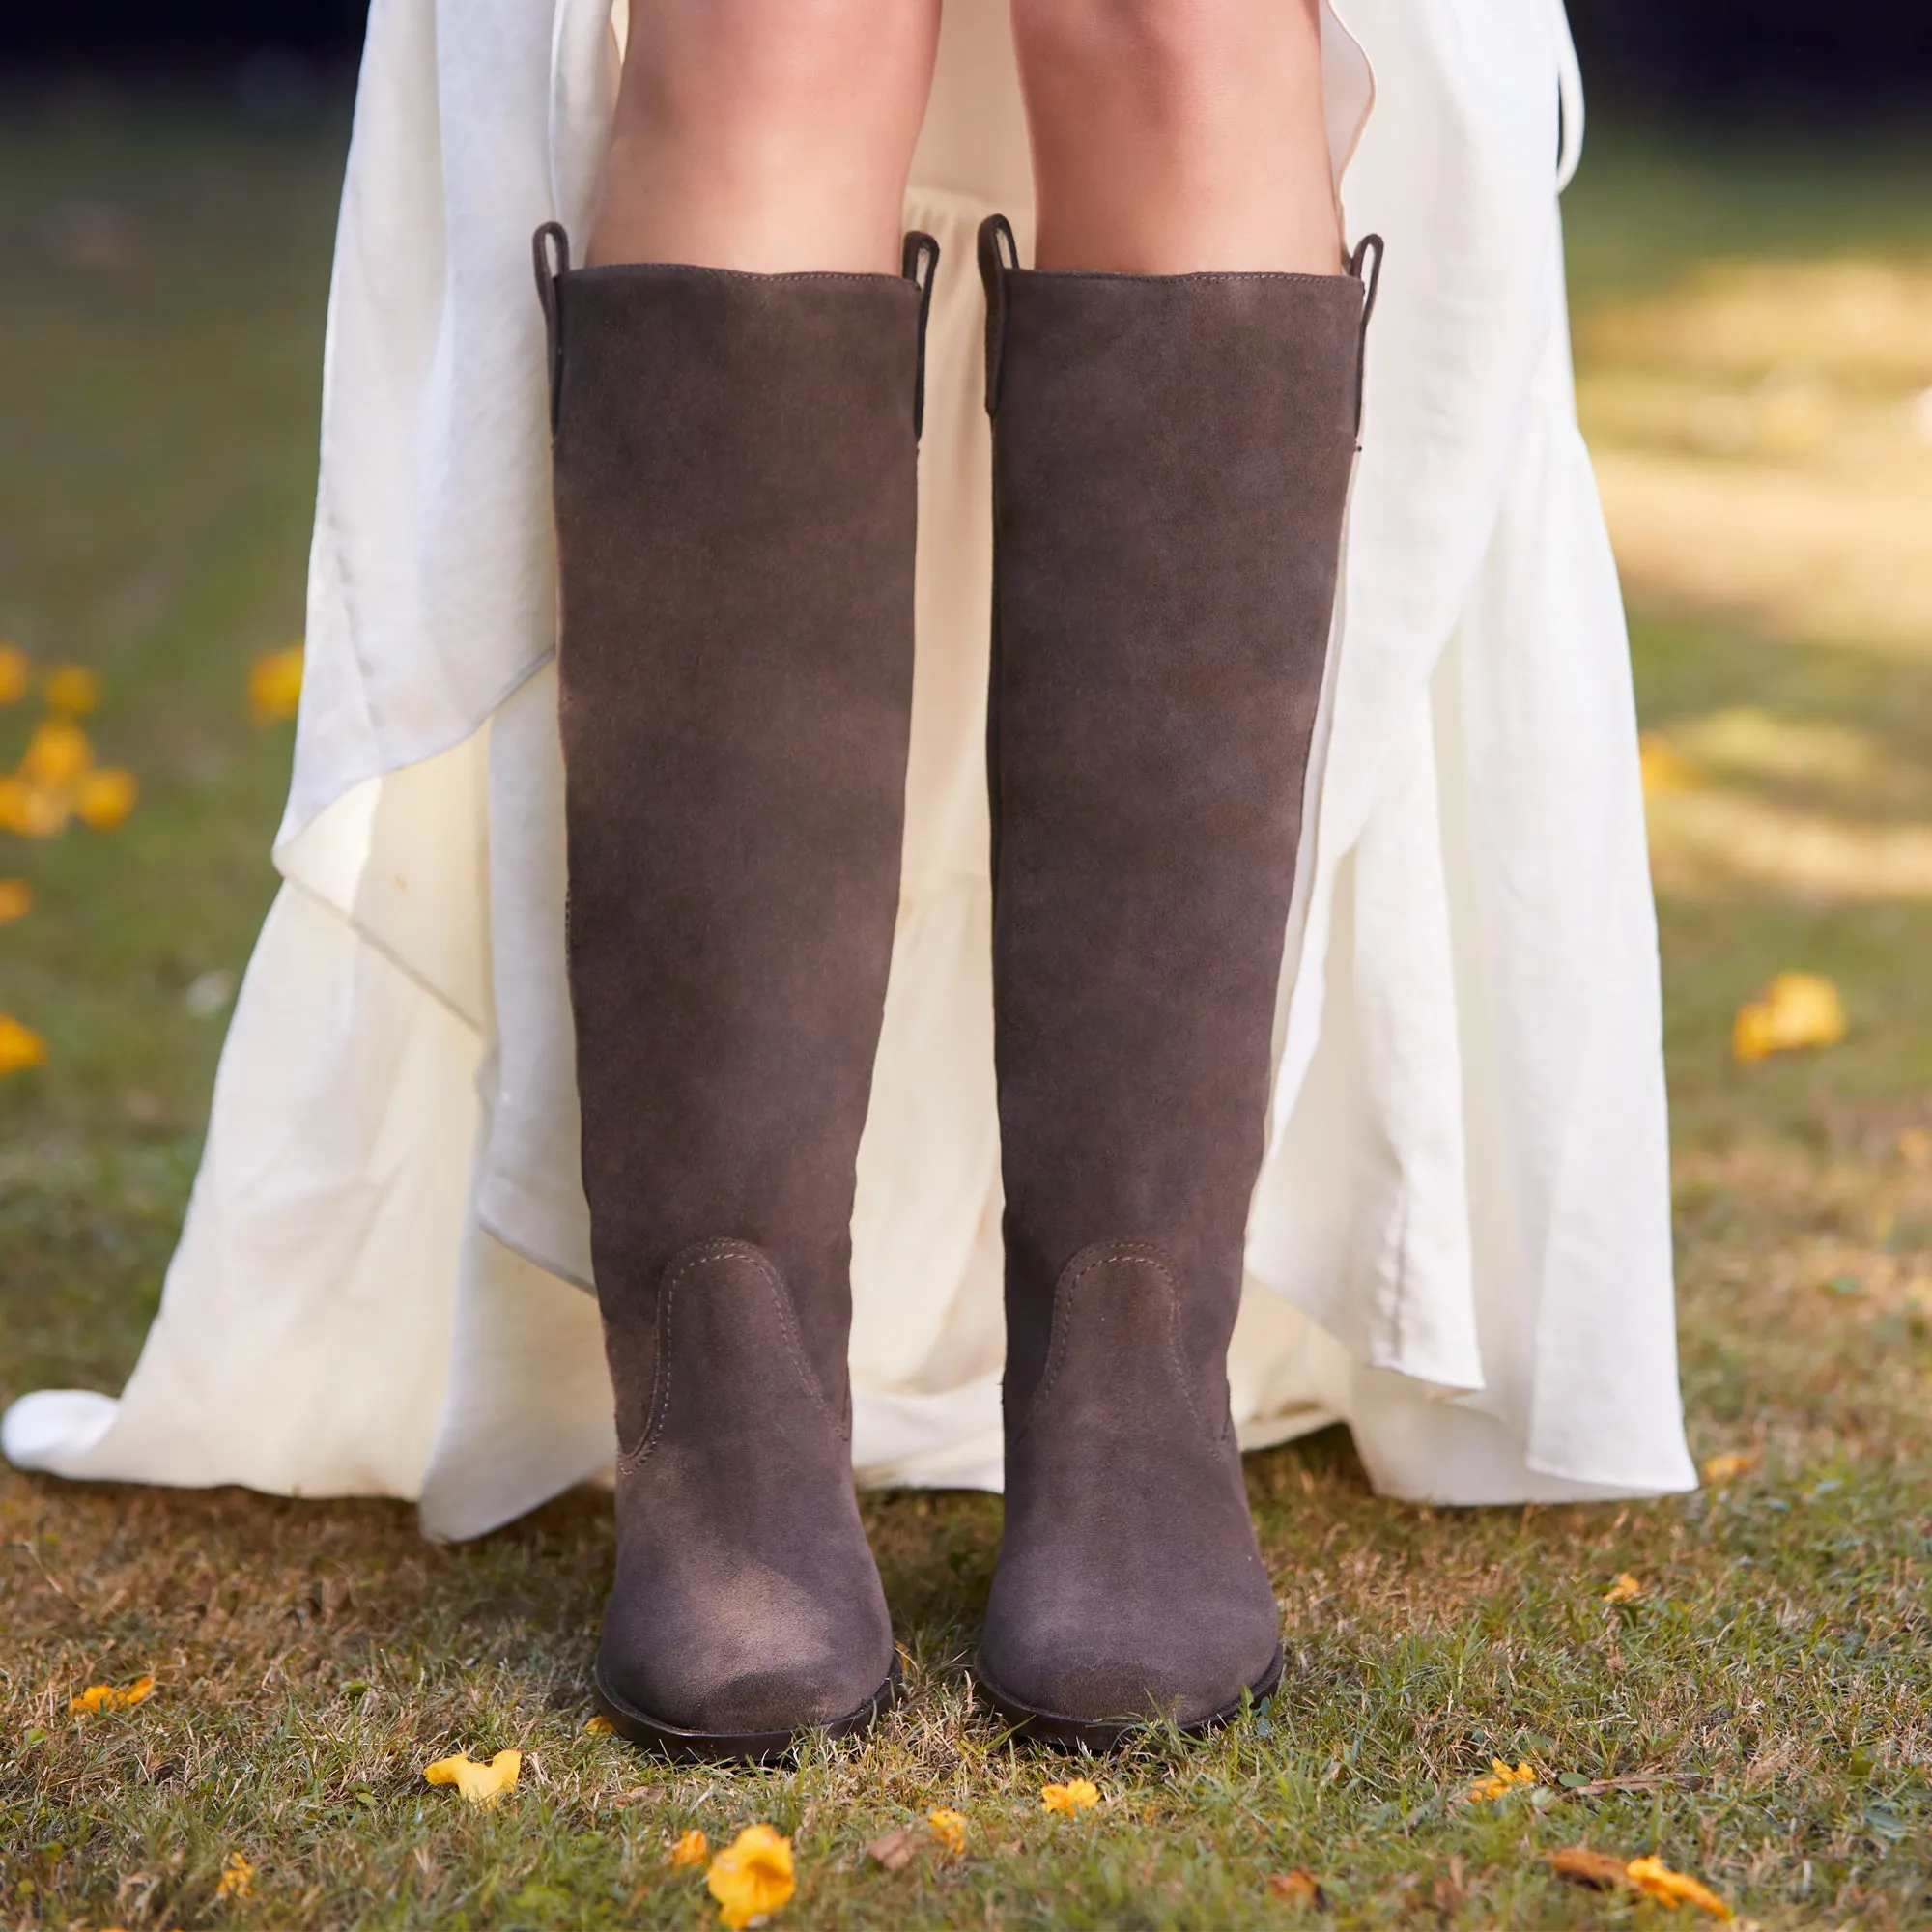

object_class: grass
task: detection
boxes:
[3,86,1931,1931]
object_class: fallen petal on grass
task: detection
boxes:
[0,878,32,923]
[927,1808,968,1859]
[0,643,29,705]
[423,1748,522,1806]
[20,717,93,788]
[707,1824,794,1929]
[582,1714,614,1735]
[0,776,71,838]
[667,1829,709,1869]
[1265,1867,1326,1907]
[68,1673,154,1714]
[1626,1855,1734,1918]
[1041,1778,1100,1816]
[1701,1451,1759,1484]
[249,643,305,725]
[1603,1572,1645,1604]
[213,1851,254,1902]
[866,1826,918,1872]
[1639,730,1703,796]
[1465,1758,1536,1802]
[74,766,138,831]
[43,664,100,715]
[1548,1845,1634,1890]
[1732,971,1847,1064]
[0,1014,50,1075]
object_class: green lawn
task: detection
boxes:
[2,90,1928,1930]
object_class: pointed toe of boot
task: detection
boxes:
[596,1579,896,1756]
[979,1245,1284,1747]
[593,1241,897,1761]
[979,1574,1281,1744]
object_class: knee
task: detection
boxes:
[625,0,906,128]
[1010,0,1311,105]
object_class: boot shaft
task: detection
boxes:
[979,215,1378,1416]
[537,224,937,1431]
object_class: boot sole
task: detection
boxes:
[973,1643,1284,1752]
[592,1656,900,1765]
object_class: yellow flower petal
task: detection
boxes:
[0,879,32,923]
[20,717,93,789]
[706,1823,795,1929]
[43,664,100,716]
[422,1747,522,1806]
[74,767,138,832]
[249,643,306,725]
[1700,1451,1758,1485]
[0,644,30,705]
[1466,1757,1537,1802]
[1638,730,1701,797]
[1040,1778,1100,1816]
[0,775,72,838]
[582,1713,615,1735]
[1603,1573,1644,1605]
[213,1851,255,1902]
[1625,1855,1733,1918]
[668,1829,709,1869]
[0,1014,49,1076]
[68,1673,155,1714]
[1732,971,1846,1065]
[927,1807,968,1858]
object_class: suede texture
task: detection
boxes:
[977,220,1368,1731]
[542,240,928,1744]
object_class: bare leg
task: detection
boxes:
[590,0,943,272]
[1010,0,1339,273]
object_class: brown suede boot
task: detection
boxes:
[974,214,1380,1747]
[534,223,938,1761]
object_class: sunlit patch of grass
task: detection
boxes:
[1577,249,1932,666]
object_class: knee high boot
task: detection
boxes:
[975,215,1379,1746]
[535,225,938,1760]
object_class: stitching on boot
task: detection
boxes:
[1009,1241,1217,1453]
[619,1238,847,1474]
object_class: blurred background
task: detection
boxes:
[4,17,1928,1924]
[2,4,1930,1387]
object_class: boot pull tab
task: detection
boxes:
[978,213,1019,417]
[1346,232,1384,440]
[533,221,571,436]
[901,230,941,442]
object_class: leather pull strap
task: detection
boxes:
[533,221,571,436]
[1346,231,1384,439]
[901,229,941,442]
[978,213,1019,417]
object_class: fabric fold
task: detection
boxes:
[3,0,1695,1520]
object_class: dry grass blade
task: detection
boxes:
[1558,1772,1707,1799]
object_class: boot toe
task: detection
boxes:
[598,1552,895,1742]
[598,1635,891,1740]
[981,1600,1277,1732]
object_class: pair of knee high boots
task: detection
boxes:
[535,213,1378,1759]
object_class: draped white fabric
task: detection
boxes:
[3,0,1697,1535]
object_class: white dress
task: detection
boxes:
[2,0,1697,1536]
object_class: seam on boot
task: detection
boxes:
[617,1237,847,1473]
[1008,1240,1217,1455]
